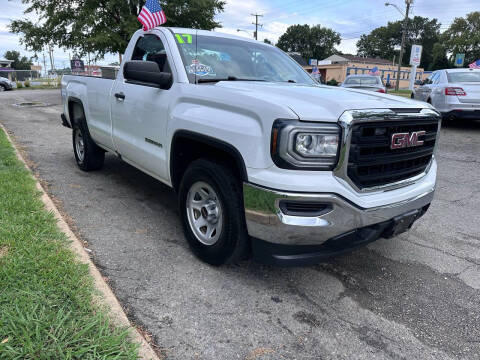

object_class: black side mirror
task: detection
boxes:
[414,79,424,86]
[123,60,172,89]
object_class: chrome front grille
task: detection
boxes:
[334,108,441,192]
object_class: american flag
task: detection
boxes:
[138,0,166,31]
[469,60,480,69]
[369,66,380,76]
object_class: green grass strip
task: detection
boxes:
[0,128,139,359]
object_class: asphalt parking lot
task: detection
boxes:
[1,89,479,360]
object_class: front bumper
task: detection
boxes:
[243,183,434,264]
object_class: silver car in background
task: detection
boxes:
[413,68,480,120]
[340,74,386,93]
[0,77,14,91]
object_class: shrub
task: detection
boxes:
[326,79,339,86]
[16,81,23,89]
[24,80,30,88]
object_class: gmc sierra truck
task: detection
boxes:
[61,27,441,266]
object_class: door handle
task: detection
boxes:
[114,92,125,100]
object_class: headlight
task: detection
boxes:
[271,119,341,170]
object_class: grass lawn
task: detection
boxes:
[0,128,138,359]
[388,89,413,98]
[14,86,60,90]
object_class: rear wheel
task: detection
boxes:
[0,85,5,92]
[72,111,105,171]
[179,159,249,265]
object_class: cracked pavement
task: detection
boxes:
[1,89,479,359]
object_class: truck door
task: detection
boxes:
[110,33,174,182]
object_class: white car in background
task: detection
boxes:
[413,68,480,121]
[340,74,387,93]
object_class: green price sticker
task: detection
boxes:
[175,34,192,44]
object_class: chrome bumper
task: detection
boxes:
[243,183,434,246]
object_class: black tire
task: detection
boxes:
[178,158,249,265]
[72,109,105,171]
[0,84,6,92]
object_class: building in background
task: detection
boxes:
[0,58,13,80]
[30,65,42,72]
[303,54,427,88]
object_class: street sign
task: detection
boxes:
[311,66,320,82]
[70,59,85,72]
[409,45,422,66]
[318,60,332,65]
[455,54,465,67]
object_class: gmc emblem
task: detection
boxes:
[391,131,426,149]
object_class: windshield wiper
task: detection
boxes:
[197,76,266,83]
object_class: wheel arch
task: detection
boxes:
[67,96,85,128]
[170,130,248,192]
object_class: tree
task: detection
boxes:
[276,24,340,61]
[442,12,480,66]
[429,43,450,70]
[357,16,441,69]
[4,50,33,70]
[263,39,272,45]
[10,0,225,59]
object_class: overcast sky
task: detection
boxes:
[0,0,478,68]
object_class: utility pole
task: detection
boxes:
[42,52,47,77]
[395,0,412,91]
[251,13,263,40]
[48,44,55,76]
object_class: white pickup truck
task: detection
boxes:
[61,27,441,266]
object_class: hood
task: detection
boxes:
[214,82,429,122]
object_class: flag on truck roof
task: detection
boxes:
[138,0,166,31]
[469,60,480,69]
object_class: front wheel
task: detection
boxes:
[178,159,249,265]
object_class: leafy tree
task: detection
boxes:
[4,50,33,70]
[442,11,480,66]
[357,16,441,69]
[277,24,340,61]
[429,43,450,70]
[10,0,225,59]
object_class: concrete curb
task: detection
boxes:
[0,124,160,360]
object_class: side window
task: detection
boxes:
[433,72,442,84]
[131,34,171,74]
[429,72,439,84]
[425,72,435,84]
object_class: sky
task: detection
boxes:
[0,0,478,70]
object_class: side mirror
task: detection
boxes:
[123,60,172,89]
[414,79,424,86]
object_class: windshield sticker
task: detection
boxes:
[219,52,231,62]
[175,34,193,44]
[186,61,215,77]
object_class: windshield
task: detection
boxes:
[447,71,480,83]
[344,76,380,85]
[174,33,315,85]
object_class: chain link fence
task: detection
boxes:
[0,69,67,88]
